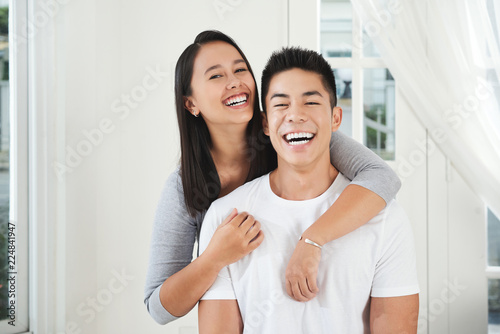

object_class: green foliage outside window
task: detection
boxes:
[0,205,9,320]
[0,7,7,35]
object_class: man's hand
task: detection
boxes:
[285,240,322,301]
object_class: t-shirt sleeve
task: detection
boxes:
[329,131,401,204]
[144,169,199,325]
[199,204,237,300]
[371,201,420,297]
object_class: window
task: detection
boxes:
[488,209,500,333]
[0,0,29,333]
[485,0,500,330]
[320,0,395,160]
[0,0,10,323]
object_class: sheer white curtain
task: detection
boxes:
[352,0,500,217]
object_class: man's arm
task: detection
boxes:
[199,300,243,334]
[370,294,419,334]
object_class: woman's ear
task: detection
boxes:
[261,112,270,136]
[183,96,197,116]
[331,106,342,132]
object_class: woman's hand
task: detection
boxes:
[285,241,321,302]
[204,209,264,269]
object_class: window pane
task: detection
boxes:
[320,0,352,57]
[489,279,500,333]
[486,0,500,58]
[0,2,8,322]
[362,29,381,57]
[488,209,500,267]
[334,68,352,137]
[486,69,500,128]
[363,69,395,160]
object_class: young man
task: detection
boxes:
[197,47,419,333]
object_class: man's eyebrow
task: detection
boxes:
[303,90,323,97]
[270,93,289,100]
[204,59,246,75]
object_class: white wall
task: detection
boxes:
[52,1,288,333]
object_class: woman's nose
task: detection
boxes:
[226,74,241,90]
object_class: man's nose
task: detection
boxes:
[286,104,307,123]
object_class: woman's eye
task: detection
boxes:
[209,74,222,80]
[274,104,287,107]
[306,102,319,105]
[235,68,248,73]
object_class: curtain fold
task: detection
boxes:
[352,0,500,218]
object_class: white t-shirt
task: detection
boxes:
[199,173,419,334]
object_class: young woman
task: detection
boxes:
[144,30,401,325]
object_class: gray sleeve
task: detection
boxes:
[329,131,401,203]
[144,169,199,325]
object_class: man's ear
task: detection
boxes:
[183,96,197,116]
[261,112,270,136]
[331,106,342,132]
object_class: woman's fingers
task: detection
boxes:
[238,212,255,229]
[287,277,316,302]
[245,219,261,237]
[289,280,309,302]
[221,208,239,226]
[227,211,250,227]
[306,276,319,295]
[248,229,264,249]
[228,212,262,240]
[221,211,263,248]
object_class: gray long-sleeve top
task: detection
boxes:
[144,131,401,325]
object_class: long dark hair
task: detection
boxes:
[175,30,276,217]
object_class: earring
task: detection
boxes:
[193,110,199,117]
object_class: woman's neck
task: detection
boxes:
[208,123,248,165]
[208,124,250,197]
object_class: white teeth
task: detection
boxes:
[285,132,314,142]
[225,94,247,106]
[289,140,310,146]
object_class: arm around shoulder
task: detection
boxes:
[329,131,401,203]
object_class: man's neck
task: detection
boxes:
[269,155,339,201]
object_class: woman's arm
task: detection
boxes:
[159,209,262,318]
[144,171,262,324]
[285,131,401,302]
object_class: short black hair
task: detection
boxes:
[261,47,337,113]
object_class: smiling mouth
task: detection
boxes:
[283,132,315,146]
[223,93,248,107]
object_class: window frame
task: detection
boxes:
[320,2,396,163]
